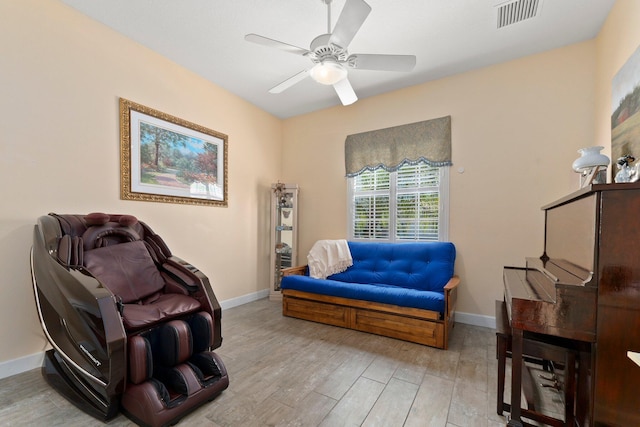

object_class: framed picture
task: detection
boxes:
[612,43,640,181]
[120,98,228,207]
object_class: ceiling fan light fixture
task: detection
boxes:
[310,60,347,85]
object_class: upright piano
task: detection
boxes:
[504,183,640,426]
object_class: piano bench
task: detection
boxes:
[496,300,578,427]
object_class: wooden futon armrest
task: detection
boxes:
[443,275,460,291]
[443,275,460,323]
[282,265,307,277]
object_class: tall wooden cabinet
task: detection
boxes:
[269,183,298,300]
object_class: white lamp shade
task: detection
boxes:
[309,60,347,85]
[572,146,610,172]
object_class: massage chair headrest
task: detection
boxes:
[82,212,141,250]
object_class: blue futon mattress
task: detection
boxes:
[280,275,445,314]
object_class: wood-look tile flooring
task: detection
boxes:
[0,298,512,426]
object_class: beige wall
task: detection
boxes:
[0,0,282,364]
[282,41,598,319]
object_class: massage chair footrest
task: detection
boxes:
[120,351,229,427]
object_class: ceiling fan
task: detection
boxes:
[245,0,416,106]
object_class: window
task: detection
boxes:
[348,163,449,242]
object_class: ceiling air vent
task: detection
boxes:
[496,0,542,29]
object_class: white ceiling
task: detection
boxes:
[59,0,615,119]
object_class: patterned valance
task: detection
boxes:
[344,116,452,177]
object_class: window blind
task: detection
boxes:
[352,168,390,240]
[396,163,440,241]
[351,163,443,241]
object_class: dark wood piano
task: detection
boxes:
[503,183,640,426]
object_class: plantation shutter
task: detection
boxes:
[352,168,390,240]
[344,116,452,177]
[395,163,441,240]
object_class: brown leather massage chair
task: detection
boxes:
[30,212,229,426]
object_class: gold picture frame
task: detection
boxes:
[120,98,228,207]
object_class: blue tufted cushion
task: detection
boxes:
[328,241,455,292]
[281,274,445,312]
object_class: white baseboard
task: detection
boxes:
[455,311,496,329]
[0,291,493,380]
[0,351,44,380]
[219,288,270,310]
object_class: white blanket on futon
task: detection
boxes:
[307,239,353,280]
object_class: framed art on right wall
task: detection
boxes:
[611,43,640,181]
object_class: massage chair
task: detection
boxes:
[30,212,229,426]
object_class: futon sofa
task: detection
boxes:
[280,241,459,349]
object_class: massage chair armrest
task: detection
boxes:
[282,265,308,277]
[161,257,202,293]
[161,256,223,349]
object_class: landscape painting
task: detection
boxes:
[611,43,640,180]
[120,98,228,207]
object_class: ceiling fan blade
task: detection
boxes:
[269,70,310,94]
[245,33,309,56]
[328,0,372,49]
[348,54,417,72]
[333,78,358,105]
